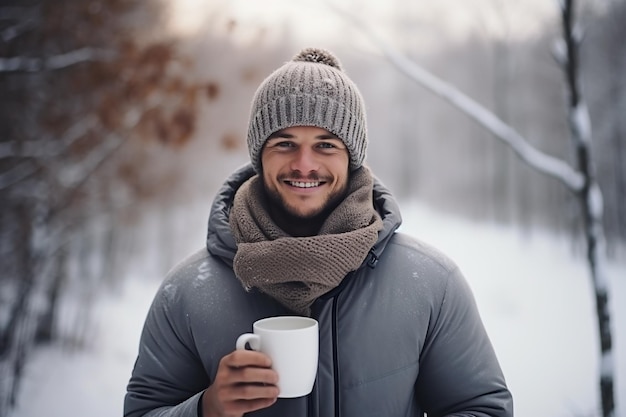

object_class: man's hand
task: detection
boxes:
[202,350,279,417]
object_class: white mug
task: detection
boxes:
[236,316,319,398]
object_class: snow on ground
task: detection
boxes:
[9,202,626,417]
[400,203,625,417]
[8,276,161,417]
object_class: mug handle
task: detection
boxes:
[236,333,261,351]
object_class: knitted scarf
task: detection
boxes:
[229,167,383,316]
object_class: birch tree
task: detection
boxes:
[331,0,615,416]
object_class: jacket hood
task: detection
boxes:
[206,163,402,269]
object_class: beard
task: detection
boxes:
[262,178,349,234]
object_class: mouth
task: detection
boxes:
[285,180,324,188]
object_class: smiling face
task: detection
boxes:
[260,126,350,226]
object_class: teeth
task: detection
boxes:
[290,181,320,188]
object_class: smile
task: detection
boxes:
[287,181,321,188]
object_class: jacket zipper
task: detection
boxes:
[315,270,359,417]
[332,294,340,417]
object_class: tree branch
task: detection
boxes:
[0,115,98,159]
[0,6,40,42]
[1,17,37,42]
[56,136,124,189]
[56,100,152,196]
[0,47,114,72]
[0,162,37,190]
[327,2,585,192]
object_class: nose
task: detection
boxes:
[290,147,319,173]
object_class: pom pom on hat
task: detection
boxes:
[247,47,367,172]
[292,47,343,70]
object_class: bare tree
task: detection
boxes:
[553,2,614,416]
[330,1,616,416]
[0,1,206,414]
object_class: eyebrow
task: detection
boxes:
[268,130,341,140]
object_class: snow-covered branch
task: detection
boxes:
[0,162,37,190]
[0,116,98,160]
[56,100,155,191]
[382,45,585,191]
[45,132,131,256]
[327,2,585,193]
[0,47,114,72]
[57,136,124,188]
[1,17,37,42]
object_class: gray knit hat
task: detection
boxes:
[247,47,367,172]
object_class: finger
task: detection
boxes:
[214,354,279,392]
[225,350,273,369]
[218,368,279,401]
[232,381,280,401]
[232,397,278,412]
[203,384,277,417]
[217,396,277,416]
[232,365,279,386]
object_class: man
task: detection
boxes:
[124,47,513,417]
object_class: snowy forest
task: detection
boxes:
[1,0,625,416]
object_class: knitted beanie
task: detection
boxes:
[247,47,367,172]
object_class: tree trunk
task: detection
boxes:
[561,1,615,416]
[35,248,66,343]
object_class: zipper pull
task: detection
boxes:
[366,250,379,268]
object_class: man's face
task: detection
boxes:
[260,126,350,219]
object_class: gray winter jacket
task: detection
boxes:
[124,164,513,417]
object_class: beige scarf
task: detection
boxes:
[229,167,383,315]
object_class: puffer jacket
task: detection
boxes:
[124,164,513,417]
